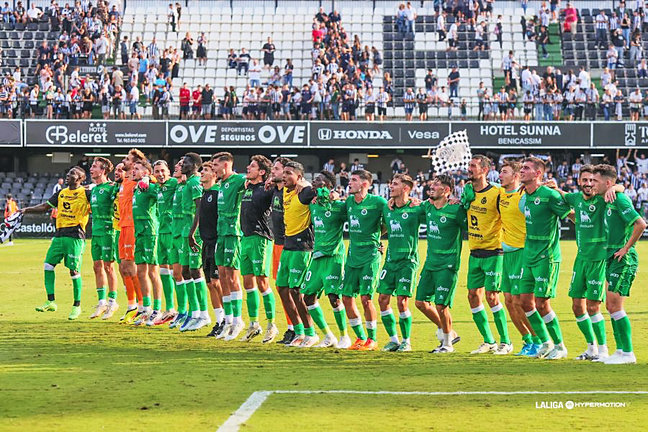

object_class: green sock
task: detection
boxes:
[399,311,412,340]
[380,310,398,338]
[333,306,347,333]
[161,273,175,310]
[350,318,367,340]
[293,322,305,336]
[615,314,633,353]
[153,298,161,311]
[526,311,550,343]
[71,276,82,303]
[471,306,496,344]
[108,290,117,300]
[97,286,106,301]
[544,313,563,345]
[610,317,624,351]
[522,333,533,344]
[589,313,607,346]
[246,288,260,321]
[176,281,187,314]
[532,335,542,345]
[142,295,151,308]
[44,269,55,298]
[307,303,329,332]
[261,290,275,321]
[491,305,510,344]
[304,325,316,337]
[366,321,377,341]
[223,295,232,317]
[185,280,198,313]
[576,314,595,344]
[195,278,208,311]
[231,291,243,318]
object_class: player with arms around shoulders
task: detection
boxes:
[415,174,465,353]
[24,167,91,320]
[169,161,189,329]
[592,164,646,364]
[88,157,120,320]
[518,157,572,360]
[301,170,351,349]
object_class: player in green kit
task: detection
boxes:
[181,153,212,332]
[131,160,163,325]
[558,165,613,360]
[377,174,423,352]
[302,170,351,349]
[343,169,387,351]
[169,162,188,329]
[151,160,179,325]
[211,152,247,340]
[88,157,120,320]
[592,164,646,364]
[415,174,465,353]
[518,157,572,359]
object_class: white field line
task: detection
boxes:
[217,390,648,431]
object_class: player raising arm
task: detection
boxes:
[25,167,91,320]
[518,157,572,360]
[592,164,647,364]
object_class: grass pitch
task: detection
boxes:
[1,239,647,431]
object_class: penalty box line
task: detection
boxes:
[217,390,648,431]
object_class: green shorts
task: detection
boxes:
[301,254,344,297]
[416,267,459,307]
[113,231,121,263]
[520,259,560,299]
[135,234,158,265]
[501,249,524,295]
[276,249,312,289]
[568,256,606,302]
[181,236,202,269]
[467,254,503,291]
[240,235,272,276]
[215,235,241,269]
[157,232,173,265]
[377,260,418,298]
[45,236,85,272]
[91,233,115,262]
[606,249,638,297]
[342,257,381,298]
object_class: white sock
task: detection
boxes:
[214,307,224,323]
[389,335,399,343]
[98,299,107,306]
[191,310,200,319]
[443,332,452,347]
[108,298,115,305]
[402,337,410,344]
[226,314,233,325]
[200,310,210,320]
[287,324,294,330]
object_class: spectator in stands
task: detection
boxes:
[447,20,458,51]
[630,88,643,121]
[404,2,417,37]
[563,2,578,34]
[630,33,643,61]
[167,3,176,32]
[1,2,13,23]
[612,29,626,67]
[3,193,18,245]
[596,10,609,49]
[448,66,460,99]
[323,159,335,172]
[403,87,415,121]
[396,3,407,35]
[181,32,194,60]
[262,37,276,70]
[614,89,625,120]
[13,1,25,24]
[641,60,648,78]
[586,83,600,120]
[201,83,214,119]
[26,3,43,22]
[607,43,619,72]
[538,26,549,59]
[196,32,207,66]
[237,48,251,75]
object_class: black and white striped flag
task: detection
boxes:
[428,129,472,174]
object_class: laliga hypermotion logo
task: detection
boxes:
[45,122,108,145]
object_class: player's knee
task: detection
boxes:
[303,294,316,306]
[93,261,103,272]
[103,262,114,274]
[69,270,79,277]
[360,295,372,307]
[377,295,390,309]
[327,294,340,307]
[586,303,600,315]
[415,300,427,311]
[435,303,447,313]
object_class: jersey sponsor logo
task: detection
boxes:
[428,221,440,234]
[398,277,411,283]
[350,215,360,228]
[587,279,603,286]
[389,219,402,232]
[524,206,531,219]
[313,216,324,228]
[481,197,487,204]
[579,210,592,223]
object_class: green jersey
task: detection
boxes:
[345,194,387,267]
[519,185,571,265]
[310,199,346,258]
[605,192,641,258]
[171,181,185,237]
[132,182,159,236]
[90,182,117,236]
[157,177,178,234]
[564,192,607,261]
[383,201,424,264]
[181,174,203,237]
[217,173,246,237]
[420,200,466,271]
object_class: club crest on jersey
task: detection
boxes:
[99,189,104,194]
[402,212,408,219]
[225,183,230,189]
[440,216,447,223]
[207,195,213,202]
[607,208,612,216]
[589,204,596,212]
[325,211,331,217]
[361,209,368,215]
[534,198,541,205]
[481,197,487,204]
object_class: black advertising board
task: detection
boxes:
[456,122,592,148]
[167,121,308,147]
[24,120,166,147]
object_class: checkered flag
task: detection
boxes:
[0,212,22,244]
[427,130,472,174]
